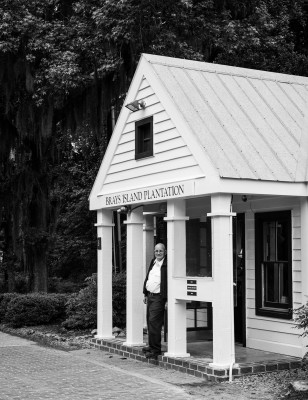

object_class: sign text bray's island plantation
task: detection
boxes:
[106,184,184,206]
[103,181,195,207]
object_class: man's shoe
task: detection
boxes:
[142,346,151,353]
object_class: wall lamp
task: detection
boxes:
[117,206,131,214]
[125,100,146,112]
[117,204,143,214]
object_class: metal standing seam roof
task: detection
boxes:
[144,54,308,182]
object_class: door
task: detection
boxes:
[233,214,246,345]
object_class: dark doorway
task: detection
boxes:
[233,214,246,346]
[155,215,167,246]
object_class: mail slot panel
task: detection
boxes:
[187,285,197,290]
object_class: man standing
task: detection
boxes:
[142,243,167,359]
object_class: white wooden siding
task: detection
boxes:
[100,77,204,194]
[245,198,304,357]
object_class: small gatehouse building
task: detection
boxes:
[90,54,308,371]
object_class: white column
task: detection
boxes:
[143,215,155,273]
[143,214,154,328]
[95,209,115,339]
[124,207,145,346]
[164,199,190,357]
[208,194,236,368]
[301,198,308,302]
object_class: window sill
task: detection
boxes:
[256,308,292,320]
[135,153,154,161]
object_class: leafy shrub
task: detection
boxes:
[62,274,97,329]
[14,273,29,293]
[48,277,83,293]
[62,272,126,330]
[0,293,19,322]
[3,293,69,328]
[112,272,126,328]
[293,302,308,337]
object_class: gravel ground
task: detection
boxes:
[0,323,93,351]
[1,323,308,399]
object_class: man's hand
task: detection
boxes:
[143,296,147,304]
[165,301,168,310]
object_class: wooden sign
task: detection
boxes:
[101,180,195,207]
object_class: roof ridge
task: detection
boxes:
[144,53,308,86]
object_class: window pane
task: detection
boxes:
[263,221,276,261]
[138,123,151,153]
[186,309,195,328]
[263,262,289,306]
[135,116,153,159]
[263,220,289,262]
[277,223,288,261]
[263,262,278,303]
[196,309,208,328]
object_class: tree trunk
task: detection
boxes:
[25,138,50,292]
[32,248,48,292]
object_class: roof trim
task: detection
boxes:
[143,54,308,86]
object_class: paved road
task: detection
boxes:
[0,332,271,399]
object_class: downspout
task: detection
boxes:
[229,200,235,382]
[229,281,236,382]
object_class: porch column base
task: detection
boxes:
[95,335,115,340]
[164,352,190,358]
[209,361,235,370]
[123,342,146,347]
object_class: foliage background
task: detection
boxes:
[0,0,308,292]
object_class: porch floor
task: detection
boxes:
[91,330,302,382]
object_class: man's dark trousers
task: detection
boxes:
[147,294,166,355]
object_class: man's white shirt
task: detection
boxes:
[146,258,165,294]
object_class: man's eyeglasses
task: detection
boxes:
[155,250,164,253]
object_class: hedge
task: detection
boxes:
[0,293,19,322]
[0,272,126,330]
[2,293,69,328]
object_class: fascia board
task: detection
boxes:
[90,176,307,211]
[195,177,308,197]
[89,56,149,205]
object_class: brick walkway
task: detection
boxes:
[0,331,275,399]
